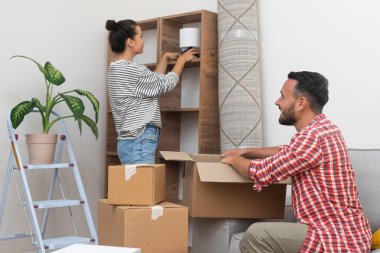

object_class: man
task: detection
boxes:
[222,71,371,252]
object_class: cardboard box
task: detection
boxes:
[108,164,165,205]
[159,151,287,218]
[98,199,188,253]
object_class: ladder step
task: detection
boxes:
[23,163,74,170]
[33,236,92,250]
[33,199,84,209]
[0,233,32,241]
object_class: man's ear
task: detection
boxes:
[297,97,309,111]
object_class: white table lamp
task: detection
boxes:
[179,27,200,52]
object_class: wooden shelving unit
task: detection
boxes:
[105,10,219,200]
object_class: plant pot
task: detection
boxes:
[25,134,58,164]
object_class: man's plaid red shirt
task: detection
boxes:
[248,114,371,252]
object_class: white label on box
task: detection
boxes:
[124,165,137,181]
[151,205,164,220]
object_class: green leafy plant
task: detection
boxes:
[10,55,99,139]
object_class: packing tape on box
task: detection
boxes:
[151,205,164,220]
[124,165,137,181]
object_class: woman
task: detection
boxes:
[105,19,197,164]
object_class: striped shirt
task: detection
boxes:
[248,114,371,252]
[107,60,179,139]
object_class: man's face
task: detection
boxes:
[275,79,298,126]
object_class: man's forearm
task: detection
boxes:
[243,147,280,159]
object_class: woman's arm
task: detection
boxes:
[135,48,198,97]
[155,52,179,74]
[171,48,197,76]
[155,49,196,74]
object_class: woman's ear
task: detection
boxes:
[126,37,134,47]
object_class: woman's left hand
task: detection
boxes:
[164,52,180,61]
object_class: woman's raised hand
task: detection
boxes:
[164,52,180,61]
[179,48,198,63]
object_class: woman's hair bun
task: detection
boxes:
[105,20,117,31]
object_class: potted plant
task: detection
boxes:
[10,55,99,164]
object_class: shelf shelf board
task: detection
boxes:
[106,152,118,157]
[138,59,200,71]
[139,19,158,30]
[160,108,199,112]
[162,11,203,24]
[145,63,157,70]
[168,58,200,67]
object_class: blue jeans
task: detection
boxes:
[117,124,160,164]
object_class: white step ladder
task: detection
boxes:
[0,111,98,252]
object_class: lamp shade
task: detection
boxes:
[179,28,200,50]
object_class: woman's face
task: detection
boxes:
[131,25,145,55]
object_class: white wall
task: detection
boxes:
[258,0,380,148]
[0,0,379,252]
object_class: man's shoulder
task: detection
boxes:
[300,117,341,141]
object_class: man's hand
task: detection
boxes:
[221,154,237,165]
[222,148,244,158]
[221,154,251,178]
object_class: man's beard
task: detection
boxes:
[278,107,296,126]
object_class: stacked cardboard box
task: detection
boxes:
[98,164,189,253]
[100,154,288,253]
[107,164,166,206]
[159,151,287,218]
